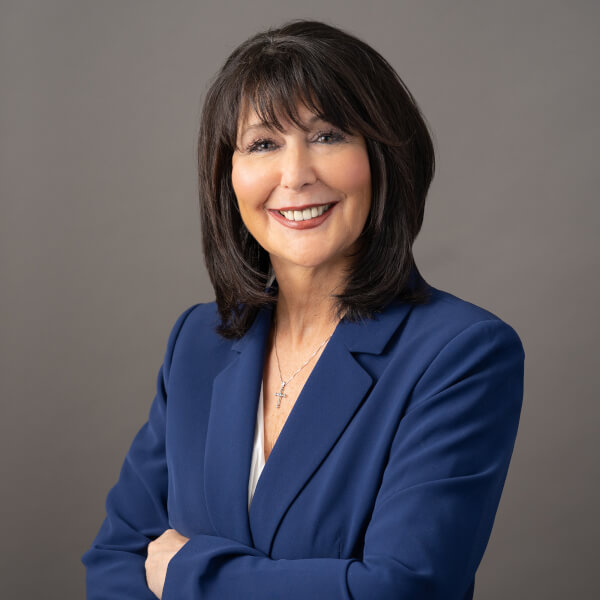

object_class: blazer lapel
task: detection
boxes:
[249,299,415,556]
[203,305,273,547]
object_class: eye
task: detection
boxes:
[246,138,278,153]
[314,129,346,144]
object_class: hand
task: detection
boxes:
[145,528,190,598]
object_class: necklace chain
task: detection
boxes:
[272,314,334,409]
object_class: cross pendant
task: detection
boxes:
[274,382,287,409]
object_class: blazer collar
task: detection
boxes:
[204,274,422,553]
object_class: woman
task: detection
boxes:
[83,20,525,600]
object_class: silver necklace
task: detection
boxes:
[272,314,334,409]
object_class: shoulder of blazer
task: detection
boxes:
[400,285,524,359]
[170,300,231,348]
[414,285,509,326]
[166,301,241,375]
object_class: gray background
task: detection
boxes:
[1,1,598,597]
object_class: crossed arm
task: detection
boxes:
[82,310,525,600]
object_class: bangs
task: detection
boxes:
[227,50,362,147]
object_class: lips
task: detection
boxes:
[267,201,337,230]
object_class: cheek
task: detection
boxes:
[329,148,371,198]
[231,161,272,208]
[341,149,372,230]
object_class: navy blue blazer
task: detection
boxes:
[82,281,525,599]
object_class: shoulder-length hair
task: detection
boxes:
[198,19,435,339]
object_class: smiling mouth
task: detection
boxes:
[276,203,334,222]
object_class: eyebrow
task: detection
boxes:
[238,114,326,139]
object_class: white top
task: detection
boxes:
[247,381,266,510]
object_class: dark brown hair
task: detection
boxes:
[198,19,434,339]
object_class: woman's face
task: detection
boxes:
[231,102,372,276]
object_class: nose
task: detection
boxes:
[279,141,317,191]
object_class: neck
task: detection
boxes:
[270,260,347,352]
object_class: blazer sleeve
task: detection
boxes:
[81,304,199,600]
[162,319,525,600]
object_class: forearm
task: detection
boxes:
[163,534,444,600]
[83,540,158,600]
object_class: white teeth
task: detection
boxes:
[279,204,331,221]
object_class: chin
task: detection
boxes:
[279,251,347,271]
